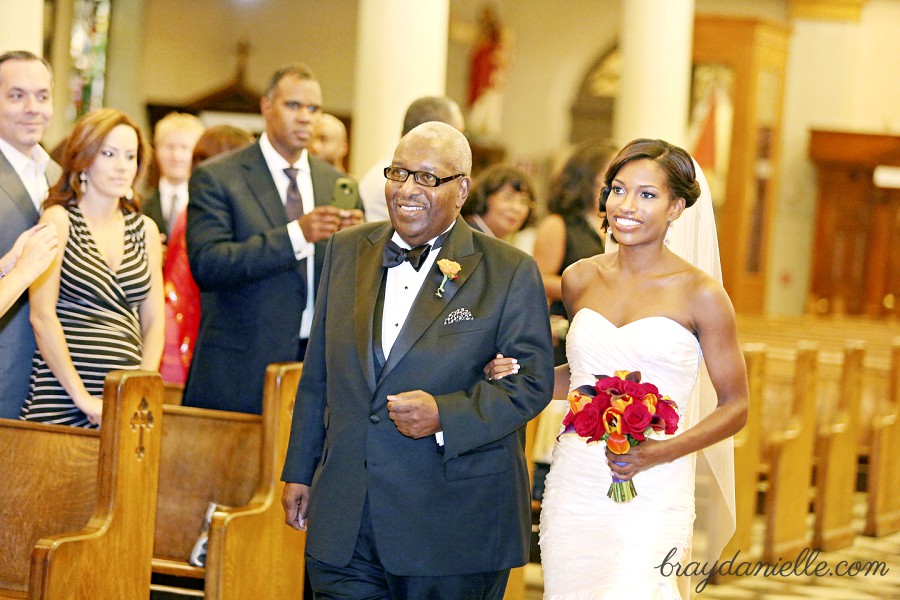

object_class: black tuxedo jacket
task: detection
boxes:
[183,142,354,413]
[282,217,554,575]
[0,151,61,417]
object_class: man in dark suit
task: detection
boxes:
[281,122,554,599]
[0,50,61,418]
[184,63,362,414]
[142,112,204,239]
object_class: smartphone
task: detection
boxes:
[331,177,360,211]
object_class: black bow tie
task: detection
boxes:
[383,231,450,272]
[383,240,432,271]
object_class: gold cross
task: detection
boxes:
[130,397,155,461]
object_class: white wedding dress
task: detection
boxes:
[539,308,702,599]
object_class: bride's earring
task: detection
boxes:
[78,172,87,194]
[664,221,673,246]
[125,188,134,201]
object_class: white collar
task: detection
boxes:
[0,137,50,178]
[390,221,456,250]
[259,132,309,173]
[158,178,188,199]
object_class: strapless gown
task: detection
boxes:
[539,309,702,599]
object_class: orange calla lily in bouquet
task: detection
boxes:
[561,370,680,502]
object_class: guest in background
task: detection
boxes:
[21,108,163,427]
[310,113,348,173]
[159,124,254,385]
[0,225,57,318]
[143,112,204,240]
[358,96,464,222]
[184,63,362,415]
[461,164,536,242]
[0,50,61,418]
[533,139,617,365]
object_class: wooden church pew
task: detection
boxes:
[720,343,766,561]
[762,342,818,562]
[163,381,184,405]
[866,339,900,537]
[737,314,896,453]
[151,362,305,600]
[813,341,865,550]
[0,370,164,599]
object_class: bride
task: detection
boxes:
[490,138,748,598]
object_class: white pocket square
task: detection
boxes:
[444,308,474,325]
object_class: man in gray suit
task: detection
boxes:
[184,63,362,414]
[0,50,60,417]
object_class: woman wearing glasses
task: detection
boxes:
[460,164,537,243]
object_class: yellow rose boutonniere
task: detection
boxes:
[436,259,461,297]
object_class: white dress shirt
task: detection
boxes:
[382,223,454,444]
[157,178,189,234]
[0,138,51,211]
[259,133,316,339]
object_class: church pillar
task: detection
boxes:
[0,0,44,55]
[613,0,695,147]
[349,0,450,175]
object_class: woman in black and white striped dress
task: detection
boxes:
[20,108,163,427]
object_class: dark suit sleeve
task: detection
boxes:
[281,237,334,484]
[436,257,554,460]
[186,163,298,291]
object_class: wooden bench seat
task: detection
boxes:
[738,313,897,450]
[762,342,819,561]
[152,362,305,600]
[0,371,163,599]
[866,340,900,537]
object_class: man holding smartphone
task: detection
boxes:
[184,62,363,414]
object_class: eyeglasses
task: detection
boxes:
[493,189,536,211]
[384,166,464,188]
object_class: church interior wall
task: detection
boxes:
[35,0,900,316]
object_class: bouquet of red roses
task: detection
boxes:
[560,370,680,502]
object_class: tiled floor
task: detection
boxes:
[524,507,900,599]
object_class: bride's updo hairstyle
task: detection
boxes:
[599,138,701,235]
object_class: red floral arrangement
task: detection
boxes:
[561,370,680,502]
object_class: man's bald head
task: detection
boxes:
[402,96,465,136]
[310,113,348,171]
[400,121,472,176]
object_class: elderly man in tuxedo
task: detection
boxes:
[281,122,554,599]
[184,63,362,414]
[0,50,61,417]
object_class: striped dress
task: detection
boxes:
[20,206,151,428]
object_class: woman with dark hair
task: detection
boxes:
[489,139,747,598]
[461,163,536,241]
[534,140,618,364]
[158,124,255,384]
[20,108,163,427]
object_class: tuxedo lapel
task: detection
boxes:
[240,144,285,228]
[377,217,483,385]
[0,151,39,223]
[355,224,392,391]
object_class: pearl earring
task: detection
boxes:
[78,172,87,194]
[125,188,134,201]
